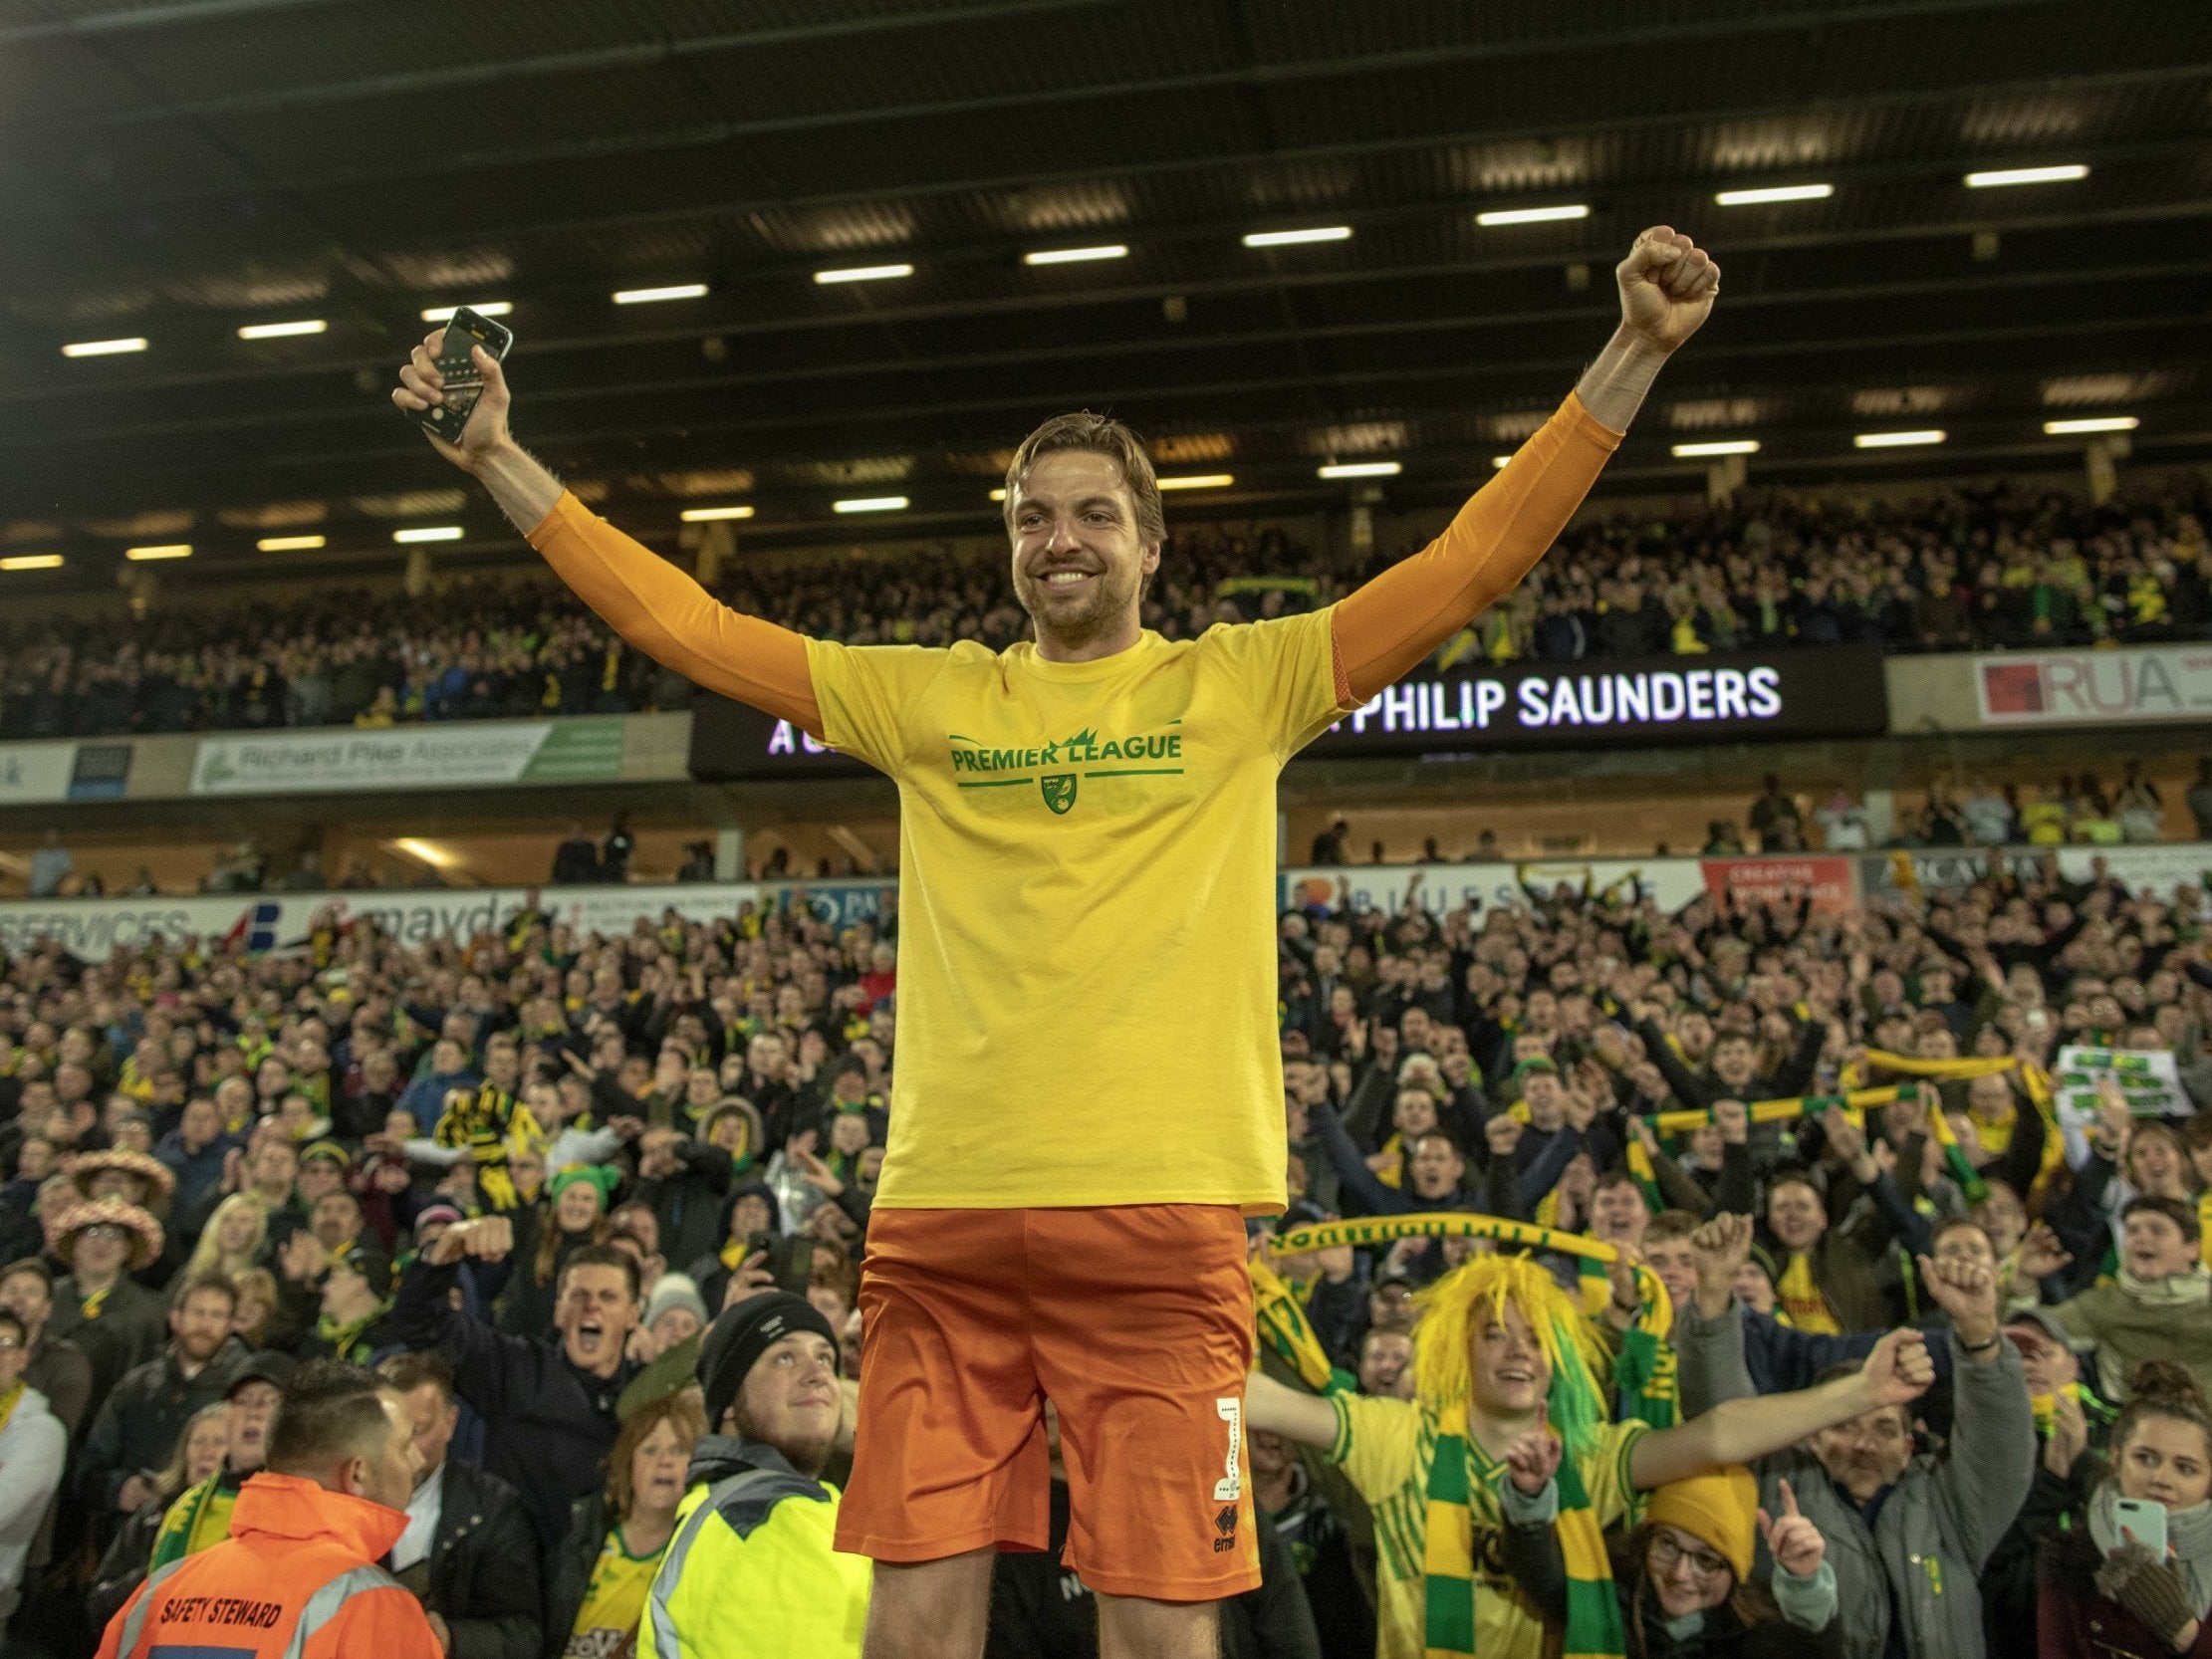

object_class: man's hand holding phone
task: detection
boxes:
[389,318,564,532]
[392,325,512,472]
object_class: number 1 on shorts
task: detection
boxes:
[1214,1395,1243,1501]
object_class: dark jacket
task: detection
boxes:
[542,1492,615,1659]
[1636,1016,1826,1114]
[413,1460,544,1659]
[26,1329,93,1436]
[384,1256,638,1549]
[50,1273,168,1416]
[1720,1305,1956,1397]
[2038,1527,2212,1659]
[1985,1446,2105,1659]
[985,1479,1322,1659]
[79,1339,248,1509]
[152,1130,234,1221]
[631,1142,733,1271]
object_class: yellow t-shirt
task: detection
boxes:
[1777,1252,1842,1335]
[806,611,1349,1211]
[1327,1392,1647,1659]
[564,1526,667,1658]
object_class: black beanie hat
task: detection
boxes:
[697,1292,839,1432]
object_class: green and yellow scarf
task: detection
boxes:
[1415,1255,1626,1659]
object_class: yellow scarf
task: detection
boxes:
[1776,1253,1841,1334]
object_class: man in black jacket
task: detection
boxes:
[376,1351,543,1659]
[631,1125,732,1270]
[77,1273,245,1525]
[384,1217,641,1548]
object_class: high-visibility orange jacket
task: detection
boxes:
[95,1471,441,1659]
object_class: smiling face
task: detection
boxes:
[1469,1301,1551,1417]
[555,1179,605,1233]
[731,1330,843,1477]
[2128,1127,2190,1198]
[1767,1178,1827,1252]
[1589,1178,1647,1247]
[2121,1209,2197,1282]
[1006,448,1160,655]
[1810,1401,1913,1502]
[1646,1525,1736,1618]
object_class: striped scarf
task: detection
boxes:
[1249,1255,1347,1394]
[1422,1402,1624,1659]
[1415,1256,1630,1659]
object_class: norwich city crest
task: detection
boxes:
[1040,774,1078,815]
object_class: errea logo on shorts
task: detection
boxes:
[946,724,1185,812]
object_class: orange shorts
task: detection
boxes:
[835,1204,1261,1601]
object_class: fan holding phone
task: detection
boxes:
[2041,1359,2212,1658]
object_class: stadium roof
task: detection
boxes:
[3,0,2210,584]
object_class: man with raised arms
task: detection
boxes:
[391,226,1721,1659]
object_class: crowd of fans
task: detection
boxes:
[5,843,2212,1655]
[5,476,2210,743]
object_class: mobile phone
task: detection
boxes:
[2113,1497,2168,1558]
[747,1231,817,1297]
[413,306,513,445]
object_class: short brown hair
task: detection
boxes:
[174,1272,238,1314]
[1002,412,1165,546]
[607,1390,706,1519]
[376,1350,455,1404]
[1644,1211,1702,1247]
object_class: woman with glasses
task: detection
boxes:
[1503,1465,1843,1659]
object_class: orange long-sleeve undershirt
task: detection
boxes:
[527,388,1617,739]
[1328,390,1622,706]
[525,492,824,737]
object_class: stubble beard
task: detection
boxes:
[1015,564,1137,652]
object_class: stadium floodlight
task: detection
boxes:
[1242,227,1352,247]
[1965,164,2088,188]
[257,535,326,551]
[124,544,192,561]
[988,488,1008,502]
[1671,439,1761,457]
[679,505,755,522]
[1024,245,1128,266]
[1853,429,1947,448]
[2044,416,2138,435]
[420,302,513,322]
[1714,183,1834,206]
[0,555,62,572]
[1156,474,1234,491]
[1476,204,1591,226]
[237,320,326,340]
[1491,455,1513,469]
[1318,461,1403,479]
[393,526,463,543]
[61,337,147,357]
[613,284,708,305]
[814,264,914,285]
[834,496,909,513]
[392,837,459,867]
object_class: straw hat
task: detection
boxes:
[54,1196,164,1272]
[69,1148,176,1205]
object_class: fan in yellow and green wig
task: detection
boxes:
[1412,1253,1628,1659]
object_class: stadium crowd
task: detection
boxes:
[5,844,2212,1656]
[5,476,2210,743]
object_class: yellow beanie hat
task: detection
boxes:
[1644,1465,1758,1581]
